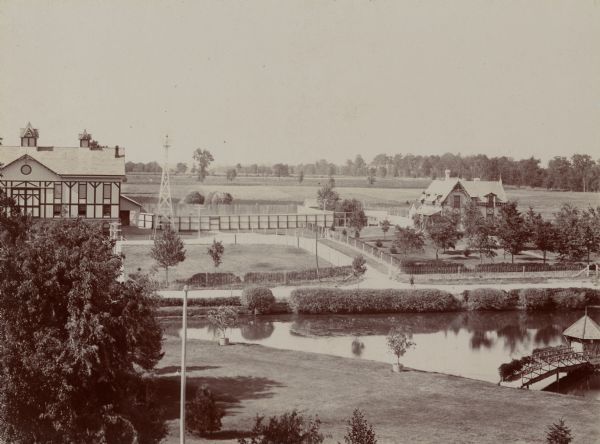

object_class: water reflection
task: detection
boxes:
[169,310,597,398]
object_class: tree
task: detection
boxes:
[472,220,498,263]
[342,409,377,444]
[338,199,367,237]
[379,219,391,240]
[207,239,225,268]
[273,163,290,178]
[0,183,30,247]
[186,385,224,437]
[226,169,237,181]
[175,162,188,174]
[150,224,186,285]
[352,255,367,278]
[0,219,166,443]
[571,154,595,192]
[386,327,415,368]
[393,227,425,256]
[554,204,588,262]
[496,201,530,263]
[207,306,238,340]
[546,418,573,444]
[316,181,339,211]
[184,191,205,205]
[238,410,324,444]
[462,200,485,247]
[525,208,556,264]
[298,170,304,183]
[193,149,214,182]
[426,211,462,260]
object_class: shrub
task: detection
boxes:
[186,385,224,437]
[159,296,240,307]
[207,191,233,205]
[551,289,586,309]
[463,248,471,258]
[389,246,398,254]
[387,327,415,367]
[182,272,241,287]
[238,410,324,444]
[517,288,554,311]
[375,240,383,248]
[400,259,467,275]
[241,287,275,314]
[184,191,205,205]
[462,288,518,311]
[343,409,377,444]
[244,266,353,285]
[288,288,461,314]
[352,255,367,277]
[342,229,347,236]
[207,306,238,339]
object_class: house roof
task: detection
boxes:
[421,178,507,205]
[0,146,125,177]
[563,315,600,341]
[120,194,143,208]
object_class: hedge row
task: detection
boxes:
[288,288,462,314]
[177,272,242,288]
[399,260,584,275]
[159,296,240,307]
[462,287,600,311]
[244,266,353,284]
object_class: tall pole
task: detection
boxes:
[180,285,189,444]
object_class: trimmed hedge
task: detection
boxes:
[241,287,276,314]
[288,288,461,314]
[159,296,240,307]
[462,288,519,311]
[463,287,600,311]
[180,272,241,287]
[400,259,467,275]
[474,262,583,273]
[244,266,353,285]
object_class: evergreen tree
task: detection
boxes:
[496,201,530,263]
[342,409,377,444]
[525,208,556,264]
[546,418,573,444]
[186,385,224,437]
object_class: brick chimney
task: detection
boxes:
[445,169,451,180]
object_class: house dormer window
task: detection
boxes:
[20,122,39,147]
[453,195,461,209]
[487,194,494,207]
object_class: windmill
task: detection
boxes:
[154,135,176,237]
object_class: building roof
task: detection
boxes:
[0,146,125,177]
[563,315,600,341]
[421,178,507,205]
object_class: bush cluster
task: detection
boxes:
[397,260,583,275]
[288,288,461,314]
[244,266,353,284]
[463,287,600,311]
[159,296,240,307]
[180,272,241,287]
[498,356,533,381]
[241,287,276,314]
[474,262,582,273]
[462,288,519,311]
[399,259,467,275]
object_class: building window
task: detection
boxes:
[487,195,494,207]
[78,204,86,217]
[78,183,87,200]
[103,183,111,201]
[53,204,62,217]
[103,204,111,218]
[54,183,62,202]
[453,195,461,209]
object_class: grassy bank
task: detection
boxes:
[155,336,600,443]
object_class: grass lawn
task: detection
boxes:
[155,335,600,443]
[122,244,331,283]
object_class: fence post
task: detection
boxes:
[523,266,525,277]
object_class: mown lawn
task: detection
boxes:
[121,244,331,284]
[155,336,600,443]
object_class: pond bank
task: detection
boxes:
[157,336,600,443]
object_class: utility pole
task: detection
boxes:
[180,285,189,444]
[155,135,176,237]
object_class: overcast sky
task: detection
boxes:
[1,0,599,166]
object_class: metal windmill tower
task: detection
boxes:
[154,135,176,236]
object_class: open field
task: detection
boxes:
[122,244,330,283]
[155,335,600,443]
[124,174,599,219]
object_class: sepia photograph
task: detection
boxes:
[1,1,599,443]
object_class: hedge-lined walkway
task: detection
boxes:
[157,338,600,443]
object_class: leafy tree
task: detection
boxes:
[186,385,224,437]
[379,219,391,240]
[226,168,238,181]
[207,239,225,268]
[0,183,30,246]
[571,154,595,192]
[352,255,367,278]
[393,227,425,256]
[338,199,367,237]
[554,204,588,262]
[238,410,324,444]
[525,208,556,264]
[316,181,339,211]
[426,211,462,260]
[496,201,530,263]
[386,327,415,368]
[546,418,573,444]
[175,162,188,174]
[150,224,186,285]
[193,148,214,182]
[472,219,498,263]
[298,170,304,183]
[462,200,485,246]
[273,163,290,177]
[207,306,238,340]
[342,409,377,444]
[207,191,234,205]
[0,219,166,443]
[184,191,205,205]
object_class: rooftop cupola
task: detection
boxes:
[79,129,92,148]
[20,122,39,147]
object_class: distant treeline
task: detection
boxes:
[126,152,600,192]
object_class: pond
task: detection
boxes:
[166,310,600,400]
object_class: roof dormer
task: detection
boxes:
[79,129,92,148]
[20,122,39,147]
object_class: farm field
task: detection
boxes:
[122,244,330,284]
[123,174,599,219]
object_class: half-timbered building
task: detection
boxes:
[0,123,142,226]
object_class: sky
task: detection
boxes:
[1,0,599,167]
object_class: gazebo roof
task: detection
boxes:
[563,315,600,341]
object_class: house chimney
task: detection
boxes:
[79,130,92,148]
[114,145,124,158]
[444,169,451,180]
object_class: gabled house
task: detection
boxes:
[0,123,142,226]
[409,169,507,227]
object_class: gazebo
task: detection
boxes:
[563,309,600,357]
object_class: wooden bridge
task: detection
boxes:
[519,345,600,389]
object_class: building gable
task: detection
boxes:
[0,155,62,181]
